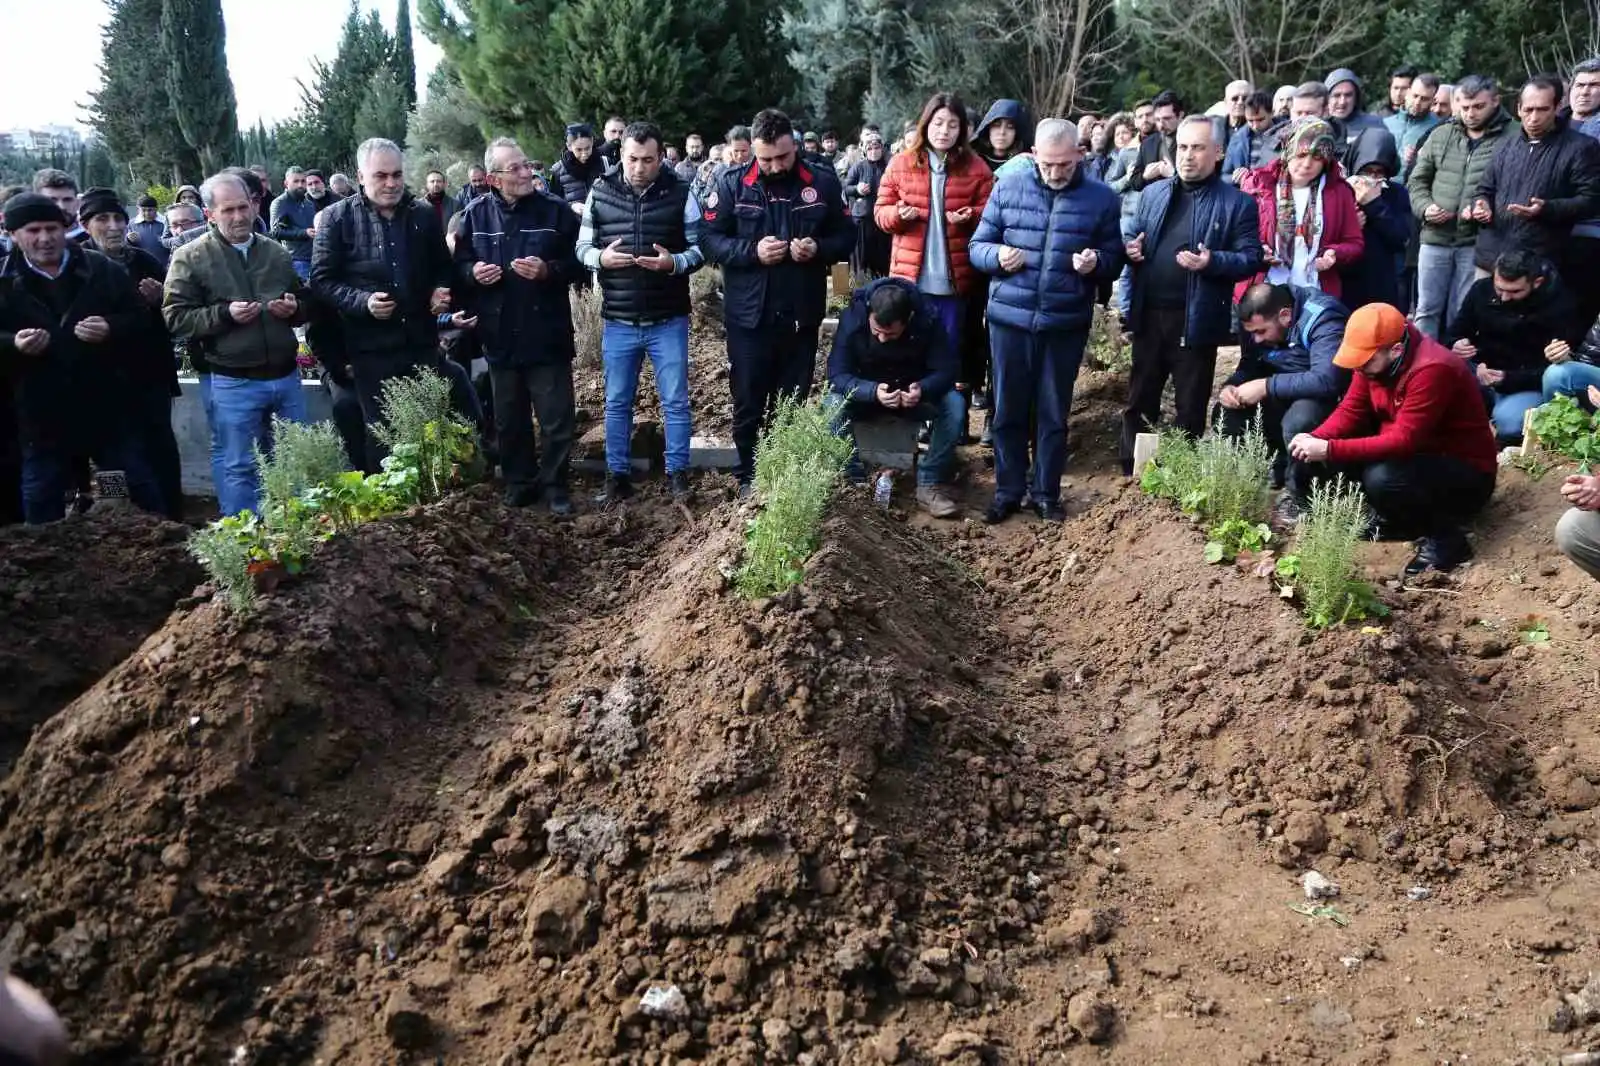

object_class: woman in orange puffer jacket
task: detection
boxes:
[874,92,995,356]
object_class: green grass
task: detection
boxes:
[735,394,854,598]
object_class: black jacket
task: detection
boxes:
[1127,131,1176,192]
[842,157,886,220]
[549,149,607,206]
[1446,272,1585,394]
[0,245,145,448]
[1341,135,1413,311]
[585,168,696,324]
[101,245,179,395]
[827,277,956,400]
[700,159,856,330]
[455,189,582,365]
[422,190,462,232]
[310,191,453,361]
[1128,172,1262,347]
[1476,117,1600,266]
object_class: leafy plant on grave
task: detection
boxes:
[1205,518,1273,564]
[1529,394,1600,471]
[736,393,854,599]
[1276,478,1389,629]
[1141,417,1274,559]
[372,369,481,502]
[1086,303,1131,374]
[188,511,273,613]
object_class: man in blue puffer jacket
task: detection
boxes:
[970,117,1122,524]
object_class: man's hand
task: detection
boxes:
[1314,248,1338,273]
[901,381,922,408]
[945,206,974,226]
[136,277,164,307]
[1590,384,1600,409]
[570,201,585,216]
[229,300,262,324]
[1218,384,1244,409]
[997,245,1026,273]
[73,316,110,343]
[1261,242,1280,266]
[12,328,49,355]
[896,202,922,222]
[448,311,478,330]
[789,237,818,263]
[1071,249,1098,275]
[368,292,397,320]
[1469,199,1493,224]
[1124,232,1146,263]
[1561,473,1600,510]
[875,383,900,408]
[857,182,871,196]
[305,225,316,238]
[1423,203,1452,224]
[1235,378,1269,406]
[756,236,788,265]
[1142,160,1173,181]
[1288,433,1330,463]
[1452,337,1478,359]
[266,293,298,320]
[429,287,452,314]
[1175,243,1211,271]
[472,261,503,285]
[600,238,637,270]
[1546,338,1573,364]
[1506,197,1546,219]
[511,256,550,280]
[1476,364,1505,387]
[634,245,676,273]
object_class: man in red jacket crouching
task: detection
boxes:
[1288,302,1497,576]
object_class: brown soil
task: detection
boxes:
[0,509,200,773]
[0,381,1598,1064]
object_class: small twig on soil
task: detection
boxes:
[1399,730,1488,819]
[1401,587,1463,596]
[290,836,339,864]
[469,876,519,902]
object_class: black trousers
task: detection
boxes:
[1318,454,1494,540]
[127,383,184,519]
[350,349,487,464]
[726,320,819,481]
[1218,394,1336,501]
[323,371,371,473]
[491,360,576,492]
[1120,306,1218,472]
[961,286,990,392]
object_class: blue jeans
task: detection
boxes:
[197,374,225,499]
[208,371,309,515]
[830,389,965,486]
[1544,361,1600,405]
[1487,389,1543,444]
[20,438,161,524]
[925,294,964,357]
[1415,244,1476,341]
[990,322,1088,506]
[602,317,691,474]
[291,260,311,283]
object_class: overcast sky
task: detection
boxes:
[0,0,443,131]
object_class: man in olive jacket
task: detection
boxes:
[1407,75,1519,341]
[164,171,308,516]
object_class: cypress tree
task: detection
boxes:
[160,0,239,173]
[393,0,419,112]
[89,0,202,185]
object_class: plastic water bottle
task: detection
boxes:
[873,471,893,509]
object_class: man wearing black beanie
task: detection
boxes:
[0,192,163,522]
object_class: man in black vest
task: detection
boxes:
[700,108,855,491]
[458,138,583,513]
[575,120,704,504]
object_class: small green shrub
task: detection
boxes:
[1087,304,1130,373]
[1141,418,1273,532]
[736,394,854,598]
[188,512,271,612]
[257,417,348,517]
[1205,518,1272,564]
[373,369,478,502]
[1278,478,1388,629]
[1530,394,1600,471]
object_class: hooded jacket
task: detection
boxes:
[1445,271,1585,394]
[826,277,957,400]
[1342,134,1412,311]
[973,100,1035,174]
[549,149,607,206]
[874,146,995,296]
[1475,115,1600,267]
[1323,69,1390,139]
[1407,108,1519,250]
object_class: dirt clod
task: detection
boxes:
[1066,990,1116,1043]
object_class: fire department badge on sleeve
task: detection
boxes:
[800,187,818,203]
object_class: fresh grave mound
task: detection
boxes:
[943,487,1554,889]
[0,509,200,772]
[0,488,569,1064]
[256,495,1094,1065]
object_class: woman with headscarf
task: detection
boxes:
[1237,117,1364,301]
[844,133,890,276]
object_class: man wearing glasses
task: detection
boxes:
[1289,302,1498,576]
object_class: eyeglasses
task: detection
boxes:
[493,161,534,174]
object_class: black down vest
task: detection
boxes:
[588,169,692,323]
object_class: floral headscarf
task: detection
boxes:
[1275,118,1337,265]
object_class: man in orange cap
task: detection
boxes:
[1288,302,1498,575]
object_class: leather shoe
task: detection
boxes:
[595,473,634,504]
[1403,531,1473,577]
[503,486,541,508]
[547,490,573,516]
[1034,500,1067,523]
[983,498,1020,525]
[668,470,694,502]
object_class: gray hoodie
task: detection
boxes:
[1324,69,1389,137]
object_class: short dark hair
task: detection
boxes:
[1525,74,1566,103]
[1575,58,1600,77]
[1132,98,1153,110]
[425,169,445,180]
[305,168,325,180]
[469,163,487,176]
[1244,89,1275,114]
[750,108,794,145]
[1294,81,1330,104]
[726,124,752,144]
[137,194,158,208]
[225,165,266,202]
[1390,64,1421,80]
[32,168,76,194]
[565,122,595,143]
[868,283,915,329]
[1457,74,1498,98]
[1494,249,1547,282]
[823,129,838,139]
[686,130,703,139]
[606,115,626,126]
[623,121,663,154]
[1151,89,1185,113]
[1414,73,1442,94]
[1237,283,1295,321]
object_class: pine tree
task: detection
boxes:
[356,66,412,146]
[393,0,419,112]
[288,2,397,170]
[89,0,202,185]
[160,0,239,173]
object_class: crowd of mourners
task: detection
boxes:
[5,60,1600,580]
